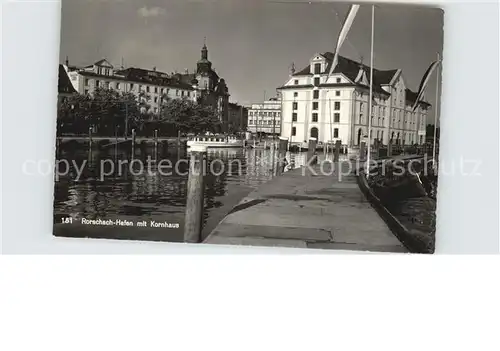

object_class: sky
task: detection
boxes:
[59,0,444,121]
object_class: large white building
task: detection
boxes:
[247,97,282,136]
[277,53,430,146]
[64,58,197,115]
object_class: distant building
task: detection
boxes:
[277,52,430,146]
[247,97,282,136]
[176,41,231,131]
[228,103,248,132]
[64,58,196,115]
[57,64,77,107]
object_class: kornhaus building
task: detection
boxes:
[63,42,231,125]
[277,52,430,146]
[247,97,282,136]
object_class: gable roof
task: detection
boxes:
[58,64,77,94]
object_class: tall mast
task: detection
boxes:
[366,5,375,178]
[432,52,440,168]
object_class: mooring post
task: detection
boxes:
[184,145,207,243]
[131,128,136,156]
[334,140,341,162]
[307,137,317,165]
[277,136,289,175]
[360,141,366,161]
[88,127,93,147]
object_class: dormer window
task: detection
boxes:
[294,80,299,85]
[336,78,341,83]
[314,63,321,74]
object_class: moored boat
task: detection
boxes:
[187,134,243,148]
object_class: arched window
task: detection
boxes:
[310,127,319,139]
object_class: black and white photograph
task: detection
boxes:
[54,0,443,253]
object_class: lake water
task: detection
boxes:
[53,144,311,242]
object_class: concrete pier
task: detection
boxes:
[204,160,408,252]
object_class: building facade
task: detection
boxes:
[58,64,77,107]
[228,103,248,132]
[65,58,197,116]
[277,53,429,146]
[247,97,282,136]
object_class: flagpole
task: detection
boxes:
[432,52,440,169]
[366,4,374,178]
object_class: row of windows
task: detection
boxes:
[291,112,341,123]
[293,77,342,85]
[84,78,191,97]
[249,111,281,117]
[248,120,279,125]
[290,127,339,138]
[292,101,341,111]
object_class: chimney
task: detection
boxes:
[289,62,295,77]
[65,56,69,66]
[185,68,189,74]
[153,66,156,71]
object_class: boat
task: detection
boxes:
[187,134,243,148]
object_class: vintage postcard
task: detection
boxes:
[54,0,443,253]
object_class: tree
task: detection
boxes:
[57,87,141,136]
[159,98,221,135]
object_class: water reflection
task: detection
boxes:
[53,144,311,242]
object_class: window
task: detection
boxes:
[312,113,318,122]
[181,91,184,97]
[294,80,299,85]
[273,112,277,117]
[314,77,320,86]
[292,127,296,136]
[104,81,109,89]
[155,87,158,93]
[378,117,381,126]
[310,127,319,139]
[336,78,341,83]
[314,63,321,74]
[359,114,363,124]
[96,80,100,87]
[250,112,253,116]
[313,102,318,110]
[334,101,340,110]
[294,92,298,97]
[146,86,150,93]
[277,112,281,117]
[334,128,339,138]
[116,82,120,89]
[154,97,158,103]
[334,113,340,123]
[292,113,297,122]
[187,92,191,97]
[175,90,179,96]
[84,89,89,95]
[263,112,268,117]
[335,90,340,96]
[167,88,170,95]
[85,78,89,86]
[360,103,364,112]
[292,102,298,110]
[268,121,272,125]
[129,83,134,90]
[313,90,319,99]
[139,85,143,91]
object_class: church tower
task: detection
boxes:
[197,38,212,75]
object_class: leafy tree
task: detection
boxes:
[159,98,221,135]
[57,87,142,136]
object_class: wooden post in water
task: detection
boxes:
[131,129,136,156]
[307,137,317,165]
[374,139,380,159]
[360,141,366,161]
[334,140,341,162]
[154,129,158,158]
[277,136,289,175]
[88,127,93,148]
[184,145,207,243]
